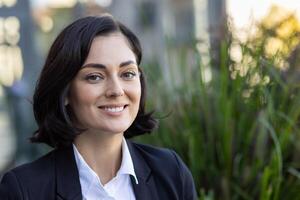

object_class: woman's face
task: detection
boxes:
[67,33,141,135]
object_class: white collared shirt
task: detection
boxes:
[73,138,138,200]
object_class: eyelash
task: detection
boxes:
[86,74,104,82]
[85,71,137,83]
[121,71,137,80]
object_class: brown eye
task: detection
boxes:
[121,71,137,80]
[86,74,104,83]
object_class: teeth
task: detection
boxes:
[103,106,124,112]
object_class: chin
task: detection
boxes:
[107,128,127,134]
[99,126,131,135]
[87,120,134,135]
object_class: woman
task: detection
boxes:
[0,14,197,200]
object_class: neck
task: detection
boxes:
[74,131,123,185]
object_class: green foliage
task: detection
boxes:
[136,38,300,199]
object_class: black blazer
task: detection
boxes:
[0,140,197,200]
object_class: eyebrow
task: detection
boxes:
[82,60,137,69]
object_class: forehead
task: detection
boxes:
[83,33,136,67]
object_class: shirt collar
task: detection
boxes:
[73,137,138,187]
[118,138,138,184]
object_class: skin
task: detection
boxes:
[67,33,141,185]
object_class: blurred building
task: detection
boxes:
[0,0,40,173]
[109,0,197,88]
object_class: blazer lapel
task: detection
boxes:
[54,141,159,200]
[127,140,159,200]
[54,146,82,200]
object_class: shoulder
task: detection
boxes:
[130,141,177,162]
[7,149,55,179]
[129,141,197,199]
[0,150,56,198]
[130,141,192,179]
[129,141,181,169]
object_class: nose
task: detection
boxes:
[105,77,124,98]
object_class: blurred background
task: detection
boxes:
[1,0,300,199]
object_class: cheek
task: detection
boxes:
[124,82,141,113]
[129,82,141,102]
[68,85,99,110]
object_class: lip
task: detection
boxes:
[98,104,128,108]
[98,104,128,116]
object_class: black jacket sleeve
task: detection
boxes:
[0,171,24,200]
[170,150,198,200]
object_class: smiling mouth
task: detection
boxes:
[98,105,128,113]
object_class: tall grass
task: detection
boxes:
[137,41,300,199]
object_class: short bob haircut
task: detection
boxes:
[31,14,158,148]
